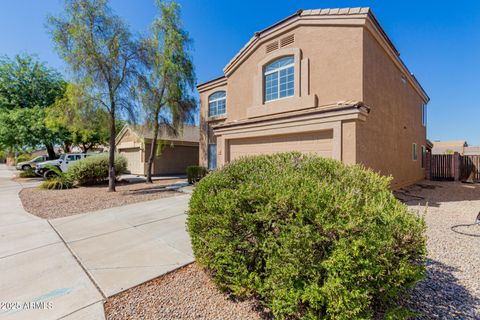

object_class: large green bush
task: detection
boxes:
[187,153,426,320]
[67,153,127,185]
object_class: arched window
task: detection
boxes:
[264,56,294,102]
[208,91,226,117]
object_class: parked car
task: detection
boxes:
[16,155,49,171]
[36,153,90,178]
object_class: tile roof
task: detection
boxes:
[213,101,370,130]
[300,7,370,16]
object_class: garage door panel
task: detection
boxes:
[229,130,333,161]
[119,148,143,175]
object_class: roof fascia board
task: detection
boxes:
[196,76,227,92]
[114,124,130,145]
[213,104,369,132]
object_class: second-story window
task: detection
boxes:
[264,56,294,102]
[422,104,427,127]
[208,91,226,117]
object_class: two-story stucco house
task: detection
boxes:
[197,8,429,189]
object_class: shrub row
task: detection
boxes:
[40,153,128,189]
[187,152,426,319]
[186,165,208,184]
[67,153,127,185]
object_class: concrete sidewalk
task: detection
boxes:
[49,194,193,297]
[0,164,194,318]
[0,165,104,320]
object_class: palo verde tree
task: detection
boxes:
[137,0,196,183]
[0,54,66,159]
[48,0,138,191]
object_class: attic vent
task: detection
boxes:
[266,41,279,53]
[280,34,295,47]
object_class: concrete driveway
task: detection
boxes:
[0,165,104,320]
[49,194,194,297]
[0,164,193,319]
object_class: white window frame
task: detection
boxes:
[208,91,226,117]
[412,143,418,161]
[264,57,294,103]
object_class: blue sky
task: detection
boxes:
[1,1,479,144]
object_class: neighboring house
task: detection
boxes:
[30,148,61,158]
[115,124,199,176]
[432,140,467,155]
[463,146,480,156]
[197,7,429,189]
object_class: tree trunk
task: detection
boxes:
[146,121,160,183]
[108,110,116,192]
[64,142,71,153]
[46,144,56,160]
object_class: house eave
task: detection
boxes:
[213,101,370,132]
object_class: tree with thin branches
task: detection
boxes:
[136,0,196,183]
[48,0,137,191]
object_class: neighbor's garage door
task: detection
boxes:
[228,130,333,161]
[119,148,143,175]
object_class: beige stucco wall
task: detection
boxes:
[199,24,364,168]
[358,28,427,189]
[198,15,428,189]
[222,25,363,122]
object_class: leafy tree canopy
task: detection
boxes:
[0,54,65,110]
[0,54,66,158]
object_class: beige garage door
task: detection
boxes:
[228,130,333,161]
[119,148,143,175]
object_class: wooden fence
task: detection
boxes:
[460,155,480,182]
[430,154,454,180]
[428,153,480,182]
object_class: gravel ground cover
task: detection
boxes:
[103,181,480,320]
[19,179,184,219]
[104,263,269,320]
[395,181,480,319]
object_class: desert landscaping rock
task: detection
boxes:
[397,181,480,319]
[19,179,184,219]
[104,263,269,320]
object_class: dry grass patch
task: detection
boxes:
[20,179,184,219]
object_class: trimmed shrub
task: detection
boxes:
[40,176,74,190]
[67,153,127,185]
[40,164,74,190]
[187,152,426,320]
[186,165,208,184]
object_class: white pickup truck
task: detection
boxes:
[35,153,90,178]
